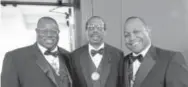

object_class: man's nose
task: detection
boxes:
[129,33,136,40]
[92,28,100,33]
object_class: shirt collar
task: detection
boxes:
[89,43,104,52]
[132,43,151,57]
[37,43,58,54]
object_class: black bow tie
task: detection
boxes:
[44,50,59,57]
[91,48,104,57]
[130,54,143,62]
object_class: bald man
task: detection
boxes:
[119,16,188,87]
[71,16,124,87]
[1,17,74,87]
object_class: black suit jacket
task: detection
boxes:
[119,45,188,87]
[1,43,75,87]
[71,43,124,87]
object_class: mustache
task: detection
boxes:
[91,33,101,36]
[41,36,57,38]
[127,41,139,45]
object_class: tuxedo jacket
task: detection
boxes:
[1,43,75,87]
[70,43,124,87]
[118,45,188,87]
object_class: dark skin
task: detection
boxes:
[36,17,60,51]
[124,18,151,54]
[86,17,106,49]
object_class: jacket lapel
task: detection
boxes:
[33,44,59,87]
[133,46,157,87]
[58,51,72,87]
[100,44,112,87]
[79,45,93,87]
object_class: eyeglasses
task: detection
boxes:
[87,24,105,31]
[36,28,59,36]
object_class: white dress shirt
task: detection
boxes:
[89,43,104,68]
[38,44,60,75]
[131,44,151,87]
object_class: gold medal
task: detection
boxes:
[91,72,100,81]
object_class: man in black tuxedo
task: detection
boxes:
[119,16,188,87]
[1,17,74,87]
[71,16,124,87]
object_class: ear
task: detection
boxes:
[85,30,89,40]
[145,26,152,36]
[58,29,60,33]
[85,29,88,35]
[35,28,38,33]
[104,31,107,36]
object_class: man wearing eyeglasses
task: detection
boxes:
[71,16,124,87]
[1,17,74,87]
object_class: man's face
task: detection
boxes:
[124,19,151,54]
[36,21,59,50]
[86,18,105,45]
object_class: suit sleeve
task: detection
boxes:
[69,53,83,87]
[166,52,188,87]
[1,52,20,87]
[117,51,125,87]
